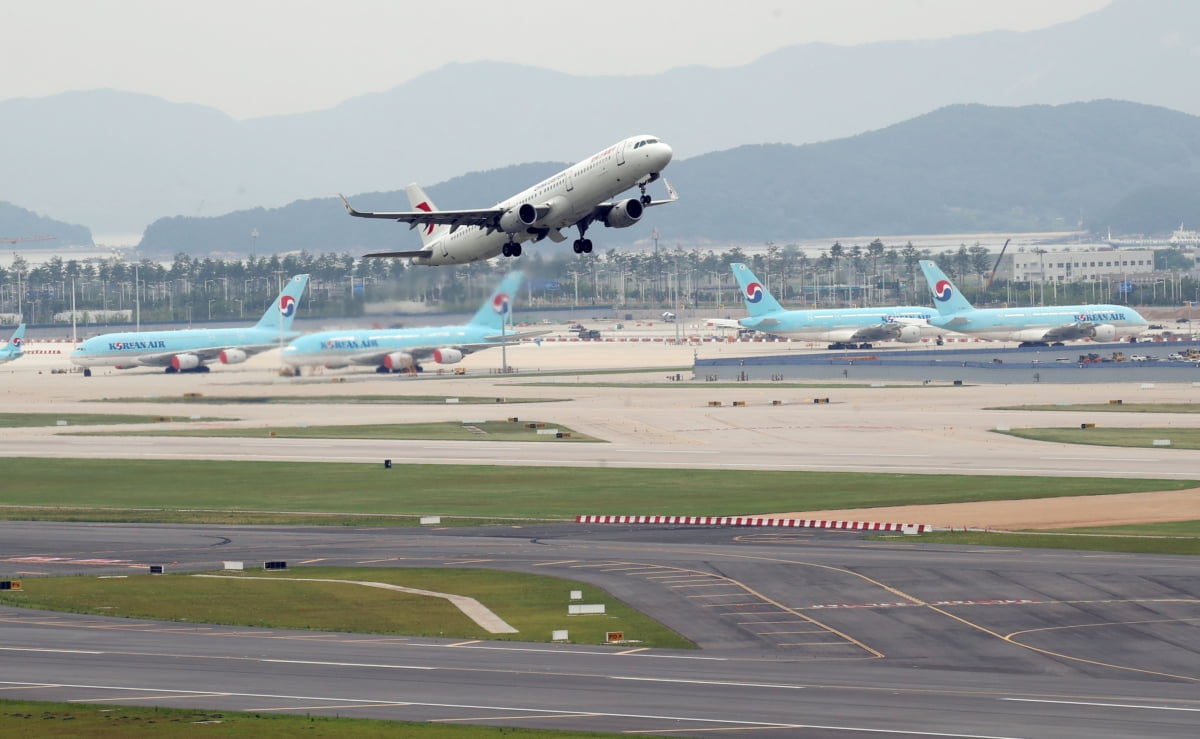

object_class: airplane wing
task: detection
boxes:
[1039,323,1093,343]
[589,178,680,222]
[340,194,501,229]
[130,344,282,367]
[703,318,742,330]
[481,328,553,342]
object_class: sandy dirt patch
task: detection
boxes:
[766,488,1200,530]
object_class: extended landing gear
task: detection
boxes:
[572,238,593,254]
[501,242,523,257]
[638,181,652,205]
[83,368,92,377]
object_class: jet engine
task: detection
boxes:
[895,324,922,343]
[499,203,538,234]
[603,198,644,228]
[171,354,201,371]
[1088,324,1117,342]
[383,352,415,371]
[433,348,464,364]
[219,348,248,364]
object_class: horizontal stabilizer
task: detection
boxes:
[363,249,433,259]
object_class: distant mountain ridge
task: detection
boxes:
[135,100,1200,257]
[1,0,1197,234]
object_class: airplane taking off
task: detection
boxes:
[70,275,310,376]
[918,260,1148,346]
[341,135,676,266]
[0,324,25,364]
[716,263,941,349]
[280,271,549,375]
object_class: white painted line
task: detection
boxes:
[612,676,804,689]
[0,647,104,655]
[1002,697,1200,712]
[261,659,433,670]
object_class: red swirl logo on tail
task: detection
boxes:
[10,337,20,347]
[492,292,510,315]
[744,282,764,304]
[933,280,954,302]
[416,202,435,236]
[279,294,297,317]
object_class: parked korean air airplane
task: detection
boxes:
[918,260,1148,346]
[716,263,942,349]
[70,275,310,376]
[340,135,676,266]
[280,271,548,375]
[0,324,25,364]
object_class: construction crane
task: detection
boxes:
[1,235,55,245]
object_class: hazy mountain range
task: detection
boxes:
[1,0,1198,240]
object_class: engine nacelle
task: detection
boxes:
[603,198,644,229]
[433,347,464,364]
[498,203,538,234]
[1089,324,1117,342]
[171,353,201,371]
[383,352,414,371]
[219,348,248,365]
[895,324,922,343]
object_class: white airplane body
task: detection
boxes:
[0,324,25,364]
[70,275,310,375]
[919,260,1148,345]
[342,135,676,266]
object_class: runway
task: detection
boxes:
[2,341,1200,736]
[1,521,1198,737]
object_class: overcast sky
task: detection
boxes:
[3,0,1110,120]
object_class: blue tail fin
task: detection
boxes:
[919,261,974,315]
[1,323,25,360]
[730,263,784,317]
[469,272,525,330]
[253,275,310,332]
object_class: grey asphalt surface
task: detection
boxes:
[2,345,1200,736]
[2,521,1199,737]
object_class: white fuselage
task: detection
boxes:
[415,136,672,265]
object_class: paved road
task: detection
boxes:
[2,521,1198,737]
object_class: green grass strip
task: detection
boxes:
[0,413,226,427]
[994,427,1200,449]
[70,420,600,442]
[0,457,1190,521]
[0,699,623,737]
[0,567,694,648]
[91,394,557,405]
[896,530,1200,555]
[989,403,1200,413]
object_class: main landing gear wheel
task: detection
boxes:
[572,239,593,254]
[501,243,523,257]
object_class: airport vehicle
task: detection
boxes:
[713,263,942,349]
[919,260,1149,347]
[0,324,25,364]
[342,135,677,265]
[70,275,310,376]
[280,272,549,374]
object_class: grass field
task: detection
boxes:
[72,420,600,442]
[994,427,1200,449]
[0,567,694,648]
[0,413,226,427]
[0,457,1191,522]
[91,394,558,405]
[0,700,622,737]
[903,530,1200,555]
[989,403,1200,413]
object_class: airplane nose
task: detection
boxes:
[655,141,673,168]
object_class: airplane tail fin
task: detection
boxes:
[468,271,525,330]
[730,263,785,317]
[2,323,25,358]
[253,274,311,333]
[919,261,974,315]
[405,183,451,248]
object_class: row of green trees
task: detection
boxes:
[2,242,1196,326]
